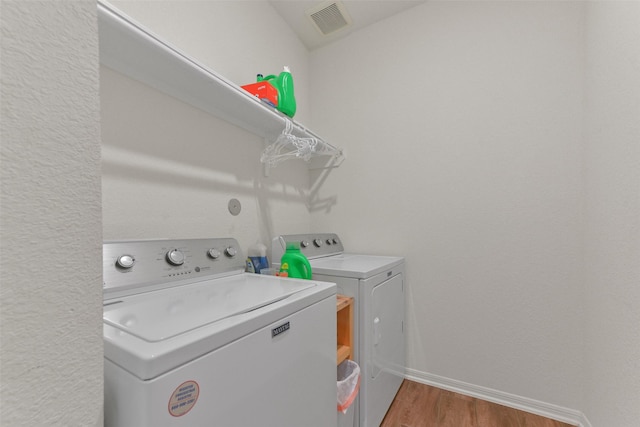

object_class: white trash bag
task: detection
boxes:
[337,360,360,414]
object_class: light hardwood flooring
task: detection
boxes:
[381,380,577,427]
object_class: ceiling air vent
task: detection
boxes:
[306,1,352,36]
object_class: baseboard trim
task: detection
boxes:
[404,368,591,427]
[577,412,593,427]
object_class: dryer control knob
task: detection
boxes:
[313,239,323,247]
[326,239,333,245]
[225,246,237,257]
[301,240,310,248]
[116,254,135,269]
[207,248,221,259]
[166,249,185,266]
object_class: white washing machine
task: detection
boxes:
[103,237,337,427]
[273,233,405,427]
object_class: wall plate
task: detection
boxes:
[228,198,241,216]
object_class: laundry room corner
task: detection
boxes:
[4,0,638,425]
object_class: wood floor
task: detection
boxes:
[381,380,577,427]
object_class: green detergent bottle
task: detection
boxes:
[260,66,296,118]
[279,242,312,279]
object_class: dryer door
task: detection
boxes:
[360,269,405,427]
[370,272,405,379]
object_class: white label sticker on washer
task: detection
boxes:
[168,380,199,417]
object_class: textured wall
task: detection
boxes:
[310,0,585,411]
[583,2,640,425]
[0,1,103,426]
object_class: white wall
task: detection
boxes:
[0,1,103,426]
[583,2,640,425]
[102,1,313,252]
[310,0,585,411]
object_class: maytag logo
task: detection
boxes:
[271,321,290,338]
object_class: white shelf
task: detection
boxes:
[97,1,343,167]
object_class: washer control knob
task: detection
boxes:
[207,248,221,259]
[313,239,323,247]
[326,239,333,245]
[166,249,185,266]
[225,246,237,257]
[332,238,338,245]
[116,255,135,269]
[300,240,310,248]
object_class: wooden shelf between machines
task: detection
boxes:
[336,295,354,365]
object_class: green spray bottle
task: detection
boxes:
[259,66,297,118]
[279,242,312,279]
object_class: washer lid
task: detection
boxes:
[104,274,315,342]
[309,253,404,279]
[103,274,336,381]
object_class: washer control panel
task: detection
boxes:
[103,238,244,298]
[272,233,344,262]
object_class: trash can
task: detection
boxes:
[337,359,360,426]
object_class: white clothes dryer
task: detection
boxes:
[273,234,405,427]
[103,238,337,427]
